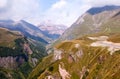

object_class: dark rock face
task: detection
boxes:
[87,5,120,15]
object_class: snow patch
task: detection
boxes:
[89,36,120,55]
[91,41,120,55]
[88,36,108,41]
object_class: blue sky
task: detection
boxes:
[40,0,58,10]
[0,0,120,27]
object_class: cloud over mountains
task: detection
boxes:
[0,0,120,26]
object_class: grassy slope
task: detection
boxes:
[0,28,24,57]
[0,27,47,58]
[0,28,22,47]
[0,28,25,79]
[28,33,120,79]
[28,9,120,79]
[34,10,120,79]
[0,68,26,79]
[0,27,47,79]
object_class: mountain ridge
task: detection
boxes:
[59,5,120,41]
[0,20,50,44]
[87,5,120,15]
[0,27,48,79]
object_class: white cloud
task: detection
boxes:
[51,0,67,9]
[11,0,40,20]
[0,0,120,27]
[0,0,41,21]
[0,0,7,8]
[43,0,91,26]
[43,0,120,27]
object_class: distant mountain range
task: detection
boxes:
[0,20,49,44]
[0,20,67,44]
[38,23,67,39]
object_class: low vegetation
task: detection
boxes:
[0,28,47,79]
[28,33,120,79]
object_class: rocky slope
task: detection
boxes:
[27,5,120,79]
[0,20,51,44]
[28,33,120,79]
[0,27,47,79]
[60,5,120,40]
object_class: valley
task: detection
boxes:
[0,5,120,79]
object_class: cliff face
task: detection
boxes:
[1,39,33,66]
[0,57,17,69]
[0,27,47,79]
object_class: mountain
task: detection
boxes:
[38,23,67,40]
[60,5,120,40]
[0,27,47,79]
[87,5,120,15]
[26,5,120,79]
[0,20,51,44]
[28,33,120,79]
[1,5,120,79]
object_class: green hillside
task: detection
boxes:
[0,27,47,79]
[28,33,120,79]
